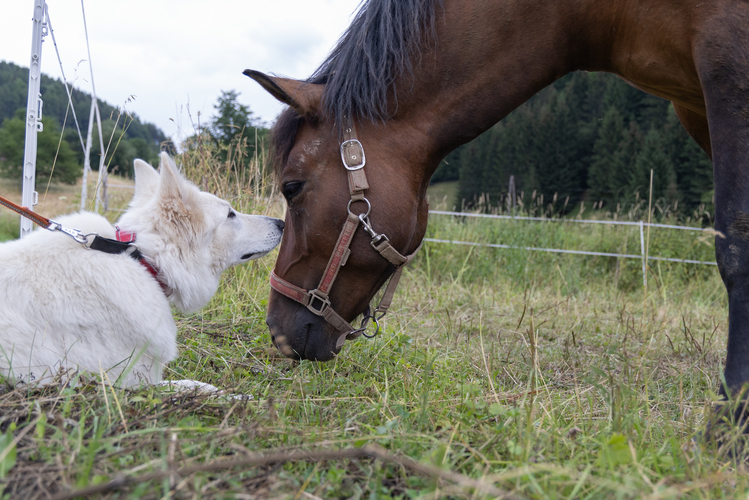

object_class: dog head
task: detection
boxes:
[117,153,284,312]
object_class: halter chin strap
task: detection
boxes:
[269,120,421,348]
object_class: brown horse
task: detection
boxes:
[245,0,749,397]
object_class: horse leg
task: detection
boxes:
[672,104,712,159]
[695,13,749,415]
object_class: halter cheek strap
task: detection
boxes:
[269,121,421,347]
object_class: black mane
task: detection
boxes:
[310,0,442,126]
[272,0,442,173]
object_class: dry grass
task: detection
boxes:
[1,139,747,499]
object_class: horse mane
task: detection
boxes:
[311,0,442,125]
[271,0,442,174]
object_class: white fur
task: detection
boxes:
[0,153,283,388]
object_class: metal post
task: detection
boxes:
[80,98,96,210]
[639,220,646,288]
[508,175,516,214]
[20,0,47,238]
[79,0,106,213]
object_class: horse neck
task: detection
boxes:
[391,0,643,180]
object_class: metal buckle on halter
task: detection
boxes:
[306,290,331,316]
[340,139,366,171]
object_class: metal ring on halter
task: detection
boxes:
[347,197,371,219]
[350,312,381,339]
[360,313,381,338]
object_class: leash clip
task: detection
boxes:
[47,219,90,245]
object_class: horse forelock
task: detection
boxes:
[309,0,443,131]
[271,0,442,172]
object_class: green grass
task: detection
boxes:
[0,213,19,242]
[2,144,746,499]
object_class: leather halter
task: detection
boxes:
[269,121,421,348]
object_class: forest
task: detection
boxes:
[436,72,714,219]
[0,61,166,183]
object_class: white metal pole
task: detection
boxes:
[80,98,95,210]
[20,0,47,238]
[79,0,106,213]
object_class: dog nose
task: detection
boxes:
[275,219,285,231]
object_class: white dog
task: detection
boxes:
[0,153,283,388]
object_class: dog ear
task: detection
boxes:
[157,152,191,207]
[132,158,160,206]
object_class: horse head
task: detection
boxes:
[245,71,429,361]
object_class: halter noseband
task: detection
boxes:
[269,121,421,349]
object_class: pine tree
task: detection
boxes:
[534,93,585,209]
[629,127,675,204]
[588,106,625,204]
[612,121,644,204]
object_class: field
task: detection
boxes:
[1,149,747,499]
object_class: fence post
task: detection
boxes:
[508,175,516,214]
[20,0,47,238]
[639,220,646,288]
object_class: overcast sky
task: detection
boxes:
[0,0,362,143]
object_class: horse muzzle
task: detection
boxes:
[266,292,342,361]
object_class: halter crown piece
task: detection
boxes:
[269,119,421,349]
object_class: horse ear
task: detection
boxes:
[131,158,160,206]
[243,69,323,118]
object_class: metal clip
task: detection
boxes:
[47,219,89,245]
[358,214,390,250]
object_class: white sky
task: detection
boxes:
[0,0,362,142]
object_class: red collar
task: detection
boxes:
[116,227,169,294]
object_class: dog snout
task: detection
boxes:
[274,219,284,231]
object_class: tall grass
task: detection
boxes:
[2,137,745,499]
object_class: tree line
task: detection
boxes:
[0,60,167,183]
[435,72,714,218]
[0,61,267,185]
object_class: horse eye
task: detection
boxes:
[282,182,304,200]
[228,210,236,219]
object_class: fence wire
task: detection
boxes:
[425,210,717,287]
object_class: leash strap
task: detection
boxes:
[0,194,51,228]
[0,193,168,294]
[0,193,91,244]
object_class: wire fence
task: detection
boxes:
[425,210,718,287]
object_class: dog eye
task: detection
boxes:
[282,182,304,200]
[227,210,236,219]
